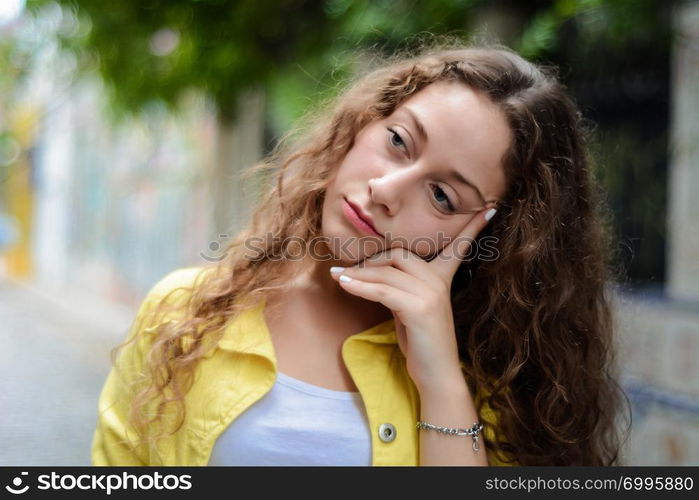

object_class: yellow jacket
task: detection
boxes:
[91,267,516,466]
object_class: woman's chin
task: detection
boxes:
[318,229,383,262]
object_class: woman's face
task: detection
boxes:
[321,80,510,264]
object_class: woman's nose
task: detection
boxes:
[368,168,417,216]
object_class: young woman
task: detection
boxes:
[92,43,630,466]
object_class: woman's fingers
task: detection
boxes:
[330,264,421,296]
[355,246,436,284]
[334,273,414,313]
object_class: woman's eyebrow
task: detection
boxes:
[402,107,489,205]
[446,169,487,205]
[402,107,429,143]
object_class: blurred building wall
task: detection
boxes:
[16,33,267,306]
[614,0,699,465]
[668,1,699,303]
[1,106,37,278]
[27,69,229,306]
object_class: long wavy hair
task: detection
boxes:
[112,41,631,465]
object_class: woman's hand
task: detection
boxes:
[329,208,496,392]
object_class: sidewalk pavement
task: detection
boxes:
[0,278,136,465]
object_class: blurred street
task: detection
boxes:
[0,278,134,465]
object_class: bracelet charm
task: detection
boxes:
[416,421,484,452]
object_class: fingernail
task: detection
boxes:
[339,275,353,283]
[330,266,345,274]
[485,208,497,222]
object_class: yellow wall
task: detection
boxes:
[2,107,37,278]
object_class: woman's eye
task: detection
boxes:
[430,183,457,213]
[385,128,456,214]
[387,128,407,152]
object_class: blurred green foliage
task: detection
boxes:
[22,0,676,286]
[23,1,672,131]
[25,0,489,125]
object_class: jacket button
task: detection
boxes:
[378,423,396,443]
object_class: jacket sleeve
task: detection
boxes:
[91,291,157,465]
[91,267,202,466]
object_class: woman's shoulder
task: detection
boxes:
[126,266,213,336]
[136,266,219,313]
[144,266,211,300]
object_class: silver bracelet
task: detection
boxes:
[416,421,484,452]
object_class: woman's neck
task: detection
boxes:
[284,257,394,326]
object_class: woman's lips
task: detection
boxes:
[342,198,382,237]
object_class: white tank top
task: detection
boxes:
[207,371,373,466]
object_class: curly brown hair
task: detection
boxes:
[112,40,631,465]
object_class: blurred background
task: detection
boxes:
[0,0,697,465]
